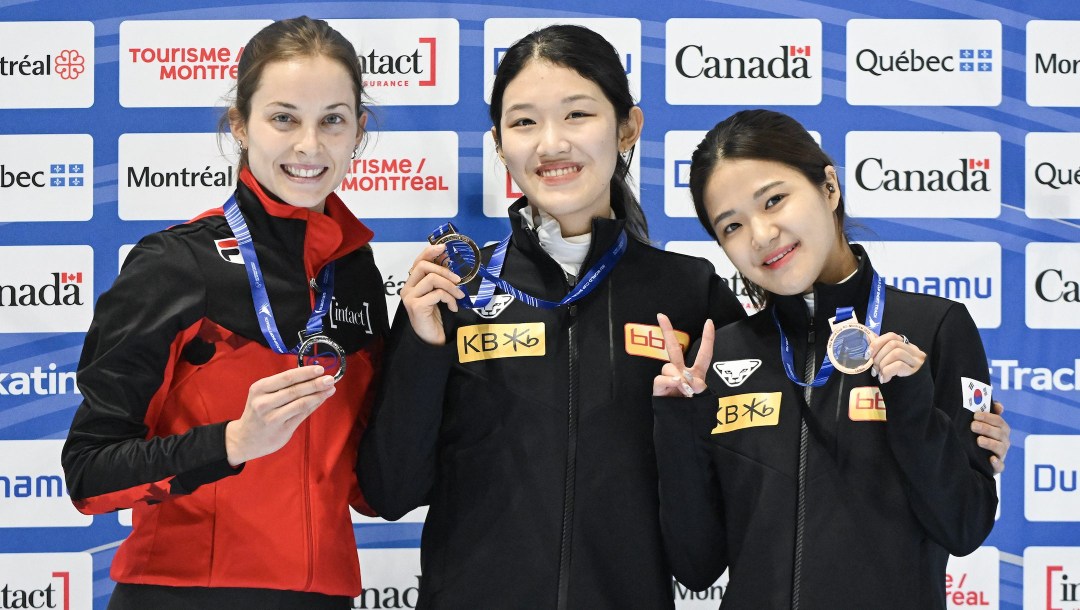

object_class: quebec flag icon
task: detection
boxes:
[961,376,993,413]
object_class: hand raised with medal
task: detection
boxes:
[401,243,466,346]
[225,365,337,466]
[867,331,927,384]
[653,313,715,398]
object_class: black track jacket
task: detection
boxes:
[654,246,997,610]
[358,198,746,610]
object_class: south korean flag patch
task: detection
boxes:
[961,377,993,413]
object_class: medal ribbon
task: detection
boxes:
[428,223,627,310]
[773,271,885,387]
[224,196,334,354]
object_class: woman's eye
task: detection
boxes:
[567,111,592,119]
[722,222,741,235]
[765,194,785,208]
[508,117,534,127]
[271,114,293,124]
[324,114,345,125]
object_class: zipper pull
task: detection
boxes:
[310,277,319,291]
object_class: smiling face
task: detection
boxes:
[703,158,854,296]
[495,60,641,236]
[231,55,365,212]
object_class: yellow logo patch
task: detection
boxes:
[711,392,781,434]
[624,323,689,361]
[849,386,887,421]
[457,323,545,363]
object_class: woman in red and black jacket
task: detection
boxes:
[62,17,388,610]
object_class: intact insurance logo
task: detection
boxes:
[845,131,1000,218]
[1025,547,1080,610]
[328,19,458,106]
[1028,21,1080,107]
[859,241,1000,329]
[120,20,270,107]
[1026,242,1080,329]
[847,20,1001,106]
[1026,436,1080,522]
[338,131,457,218]
[0,135,92,222]
[0,22,93,108]
[0,553,92,610]
[0,246,92,334]
[0,441,91,527]
[482,130,640,218]
[945,547,999,609]
[665,130,820,219]
[483,18,640,103]
[666,19,821,105]
[1025,133,1080,219]
[118,133,236,221]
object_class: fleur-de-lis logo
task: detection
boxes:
[55,49,85,80]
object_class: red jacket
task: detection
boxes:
[62,169,388,596]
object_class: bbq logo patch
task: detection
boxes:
[712,358,762,387]
[624,323,688,361]
[711,392,781,434]
[457,322,545,363]
[849,386,887,421]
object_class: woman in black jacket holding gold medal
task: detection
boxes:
[652,109,1004,609]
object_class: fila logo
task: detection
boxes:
[473,294,515,320]
[712,359,761,387]
[215,238,243,264]
[962,376,993,412]
[849,386,887,421]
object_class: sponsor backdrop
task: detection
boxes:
[0,0,1077,608]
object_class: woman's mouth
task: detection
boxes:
[763,244,798,268]
[281,165,327,179]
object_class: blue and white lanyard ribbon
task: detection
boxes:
[224,196,334,353]
[428,223,627,310]
[772,271,885,387]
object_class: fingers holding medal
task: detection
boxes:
[867,331,926,384]
[401,243,466,346]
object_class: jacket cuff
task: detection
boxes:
[170,421,244,495]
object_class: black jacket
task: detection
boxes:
[654,246,997,610]
[358,198,746,609]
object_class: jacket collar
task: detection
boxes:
[506,196,629,276]
[236,167,374,274]
[772,243,876,333]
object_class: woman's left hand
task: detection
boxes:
[973,401,1011,474]
[868,332,926,384]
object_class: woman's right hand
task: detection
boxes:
[400,243,466,346]
[225,365,336,466]
[653,313,714,398]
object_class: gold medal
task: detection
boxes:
[826,312,875,375]
[428,222,481,285]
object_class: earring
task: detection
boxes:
[235,140,245,154]
[826,183,835,193]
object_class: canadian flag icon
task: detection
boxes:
[969,158,990,170]
[60,272,83,284]
[789,45,811,57]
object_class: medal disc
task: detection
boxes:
[296,334,347,381]
[826,323,875,375]
[432,232,481,285]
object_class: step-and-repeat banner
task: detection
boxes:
[1,1,1078,608]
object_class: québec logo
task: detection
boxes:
[0,50,85,80]
[674,44,812,79]
[0,272,84,307]
[0,163,85,189]
[959,48,994,72]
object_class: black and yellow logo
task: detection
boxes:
[457,323,545,363]
[711,392,781,434]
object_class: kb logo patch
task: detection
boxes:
[457,322,545,363]
[711,392,781,434]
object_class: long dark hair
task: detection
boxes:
[689,109,853,307]
[219,16,369,168]
[488,24,648,243]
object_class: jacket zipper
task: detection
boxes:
[556,303,580,610]
[792,315,814,610]
[303,417,314,589]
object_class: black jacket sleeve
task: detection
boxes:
[356,303,456,520]
[62,231,241,514]
[653,393,729,591]
[708,272,748,330]
[879,302,997,556]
